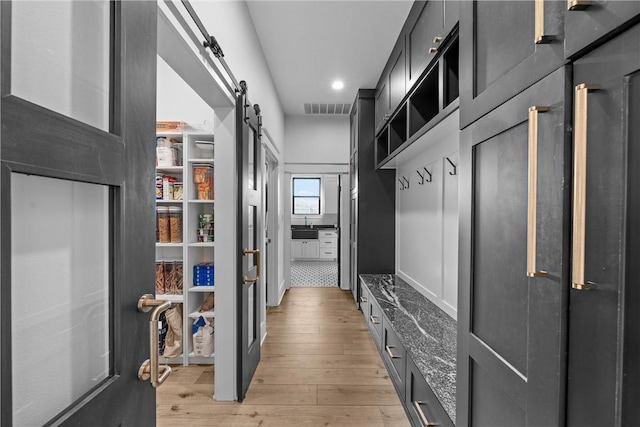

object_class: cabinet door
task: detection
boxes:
[458,66,570,426]
[303,241,319,259]
[407,1,443,89]
[375,80,389,133]
[324,174,339,214]
[388,41,406,116]
[459,0,566,128]
[567,23,640,427]
[565,1,640,58]
[291,241,303,259]
[406,356,454,427]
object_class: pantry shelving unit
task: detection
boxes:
[156,125,216,366]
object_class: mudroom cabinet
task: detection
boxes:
[458,66,572,426]
[566,21,640,426]
[459,0,566,128]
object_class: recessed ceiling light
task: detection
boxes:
[332,81,344,90]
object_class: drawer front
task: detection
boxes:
[319,248,337,259]
[318,230,338,238]
[405,356,453,427]
[359,283,370,319]
[382,319,406,401]
[319,237,338,248]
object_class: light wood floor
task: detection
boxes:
[157,287,410,426]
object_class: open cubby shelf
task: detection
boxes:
[409,66,439,138]
[376,127,389,166]
[389,104,408,154]
[375,33,459,169]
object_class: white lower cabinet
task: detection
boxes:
[291,240,319,259]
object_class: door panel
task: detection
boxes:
[459,0,566,128]
[567,23,640,426]
[565,1,640,59]
[1,1,157,425]
[237,88,263,402]
[458,66,570,426]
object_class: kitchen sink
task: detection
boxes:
[291,229,318,239]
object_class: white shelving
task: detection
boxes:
[189,310,215,319]
[155,125,216,366]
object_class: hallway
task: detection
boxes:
[157,287,410,426]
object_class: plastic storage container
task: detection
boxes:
[169,206,183,243]
[157,206,170,243]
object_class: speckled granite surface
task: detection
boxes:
[360,274,457,423]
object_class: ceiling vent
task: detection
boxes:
[303,103,352,115]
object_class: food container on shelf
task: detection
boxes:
[193,164,214,200]
[173,182,183,200]
[156,206,170,243]
[168,206,183,243]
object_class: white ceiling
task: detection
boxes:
[246,1,413,116]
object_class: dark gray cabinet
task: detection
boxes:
[407,0,460,89]
[406,356,454,427]
[458,66,571,426]
[381,319,406,401]
[459,0,566,128]
[565,0,640,59]
[566,22,640,426]
[375,38,406,134]
[349,90,395,307]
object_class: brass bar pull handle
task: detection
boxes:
[137,294,173,388]
[369,315,380,325]
[242,248,261,284]
[428,47,438,54]
[568,0,591,10]
[527,106,550,278]
[413,401,435,426]
[360,295,368,303]
[535,0,553,44]
[572,83,599,291]
[385,345,400,359]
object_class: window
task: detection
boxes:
[292,177,321,215]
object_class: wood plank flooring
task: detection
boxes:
[157,287,410,426]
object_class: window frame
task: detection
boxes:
[291,176,322,216]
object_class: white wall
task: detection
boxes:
[395,130,459,319]
[157,56,214,124]
[192,0,285,152]
[285,115,350,165]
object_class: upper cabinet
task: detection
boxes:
[407,0,459,89]
[564,0,640,59]
[459,0,566,128]
[375,37,405,134]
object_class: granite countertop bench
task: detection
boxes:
[359,274,457,423]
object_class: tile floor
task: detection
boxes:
[290,261,338,287]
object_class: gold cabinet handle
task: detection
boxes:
[535,0,553,44]
[568,0,591,10]
[383,114,390,120]
[369,315,380,325]
[385,345,400,359]
[360,295,368,303]
[413,401,435,426]
[527,106,550,278]
[243,248,261,284]
[428,47,438,54]
[137,294,173,388]
[432,36,442,43]
[572,83,600,290]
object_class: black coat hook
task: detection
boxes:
[417,167,432,185]
[398,178,405,191]
[403,176,410,190]
[446,157,457,175]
